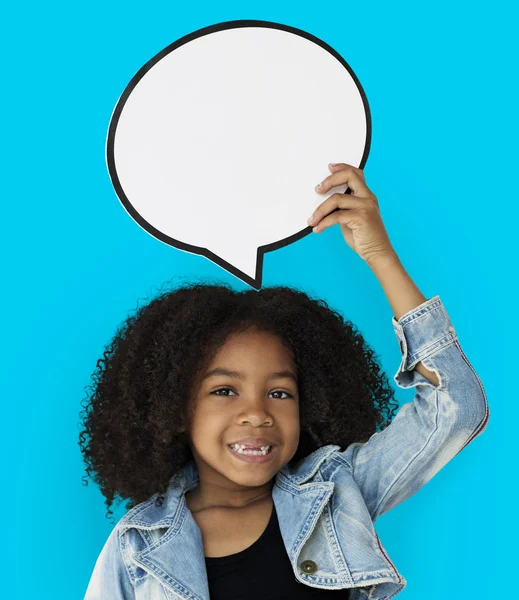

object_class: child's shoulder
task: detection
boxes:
[280,444,343,482]
[118,488,182,532]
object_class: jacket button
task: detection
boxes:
[301,560,317,574]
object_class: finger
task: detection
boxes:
[312,206,362,233]
[329,162,366,179]
[315,163,371,197]
[308,193,364,227]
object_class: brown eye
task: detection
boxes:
[271,390,292,399]
[212,387,236,396]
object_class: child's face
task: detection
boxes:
[186,327,300,504]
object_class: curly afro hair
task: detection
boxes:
[78,279,399,522]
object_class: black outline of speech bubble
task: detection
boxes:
[106,19,371,290]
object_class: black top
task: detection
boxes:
[205,502,351,599]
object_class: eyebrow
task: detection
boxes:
[202,367,298,383]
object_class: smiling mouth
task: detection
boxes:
[228,444,273,456]
[227,444,277,463]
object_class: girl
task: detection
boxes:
[80,163,489,600]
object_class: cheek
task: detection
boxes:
[278,410,300,438]
[189,408,226,442]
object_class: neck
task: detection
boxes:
[186,481,274,513]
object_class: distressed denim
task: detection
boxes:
[84,295,489,600]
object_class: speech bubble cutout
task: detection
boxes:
[107,20,371,289]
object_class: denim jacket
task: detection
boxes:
[84,295,489,600]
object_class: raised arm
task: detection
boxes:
[340,255,489,521]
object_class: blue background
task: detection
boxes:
[2,1,515,598]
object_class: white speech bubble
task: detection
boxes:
[107,20,371,289]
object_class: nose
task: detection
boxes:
[237,394,273,425]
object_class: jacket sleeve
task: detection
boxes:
[83,524,135,600]
[341,295,489,522]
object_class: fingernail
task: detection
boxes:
[315,182,322,189]
[307,215,315,225]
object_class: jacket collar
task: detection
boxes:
[117,445,403,599]
[116,445,340,600]
[119,444,341,530]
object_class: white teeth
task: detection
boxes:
[229,444,272,456]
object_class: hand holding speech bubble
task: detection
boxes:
[107,20,371,289]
